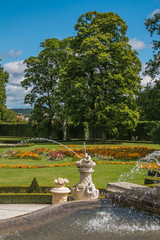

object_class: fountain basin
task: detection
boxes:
[0,199,160,240]
[106,182,160,215]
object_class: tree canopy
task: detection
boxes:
[144,12,160,80]
[59,11,141,141]
[21,38,72,138]
[22,11,142,142]
[137,12,160,122]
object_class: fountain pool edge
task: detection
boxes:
[106,182,160,216]
[0,200,102,237]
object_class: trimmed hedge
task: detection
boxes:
[0,122,85,140]
[0,187,106,203]
[0,123,45,138]
[0,186,54,193]
[28,177,42,193]
[144,169,160,185]
[1,121,158,141]
[0,193,52,204]
[144,176,160,185]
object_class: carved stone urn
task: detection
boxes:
[50,178,70,204]
[71,153,99,200]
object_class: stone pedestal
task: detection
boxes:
[71,153,99,200]
[50,178,70,204]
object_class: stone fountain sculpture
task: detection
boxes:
[71,153,99,200]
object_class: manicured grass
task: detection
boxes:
[0,164,147,188]
[0,140,157,188]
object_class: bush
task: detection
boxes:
[28,177,42,193]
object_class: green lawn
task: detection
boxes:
[0,140,157,188]
[0,164,147,188]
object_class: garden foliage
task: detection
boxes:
[28,177,42,193]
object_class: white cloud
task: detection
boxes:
[129,38,146,50]
[8,49,23,58]
[140,63,157,87]
[4,60,26,74]
[0,49,23,60]
[4,61,30,109]
[6,85,31,109]
[4,61,26,85]
[148,9,160,18]
[140,75,152,86]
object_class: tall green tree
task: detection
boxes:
[21,38,72,139]
[22,38,62,138]
[144,12,160,80]
[0,60,9,121]
[59,11,141,142]
[137,13,160,122]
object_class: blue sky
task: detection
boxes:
[0,0,159,108]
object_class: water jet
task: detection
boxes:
[0,140,160,239]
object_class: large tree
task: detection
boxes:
[0,60,9,121]
[59,11,141,142]
[144,12,160,80]
[21,38,67,138]
[22,11,142,142]
[137,12,160,121]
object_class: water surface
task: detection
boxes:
[1,202,160,240]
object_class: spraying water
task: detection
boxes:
[21,138,82,159]
[118,149,160,182]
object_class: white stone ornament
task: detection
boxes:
[71,153,99,200]
[50,178,70,204]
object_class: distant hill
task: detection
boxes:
[10,108,33,116]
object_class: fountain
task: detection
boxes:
[106,149,160,215]
[0,139,160,239]
[0,200,160,240]
[71,153,99,200]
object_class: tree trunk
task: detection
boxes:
[101,130,106,144]
[63,119,67,141]
[89,125,95,142]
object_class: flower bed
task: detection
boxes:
[58,145,157,160]
[1,149,66,161]
[0,145,157,162]
[0,161,137,169]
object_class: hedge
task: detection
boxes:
[144,169,160,185]
[0,122,85,140]
[0,186,54,193]
[0,193,52,204]
[0,187,106,203]
[0,186,106,193]
[1,121,157,141]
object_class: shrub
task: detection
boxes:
[28,177,42,193]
